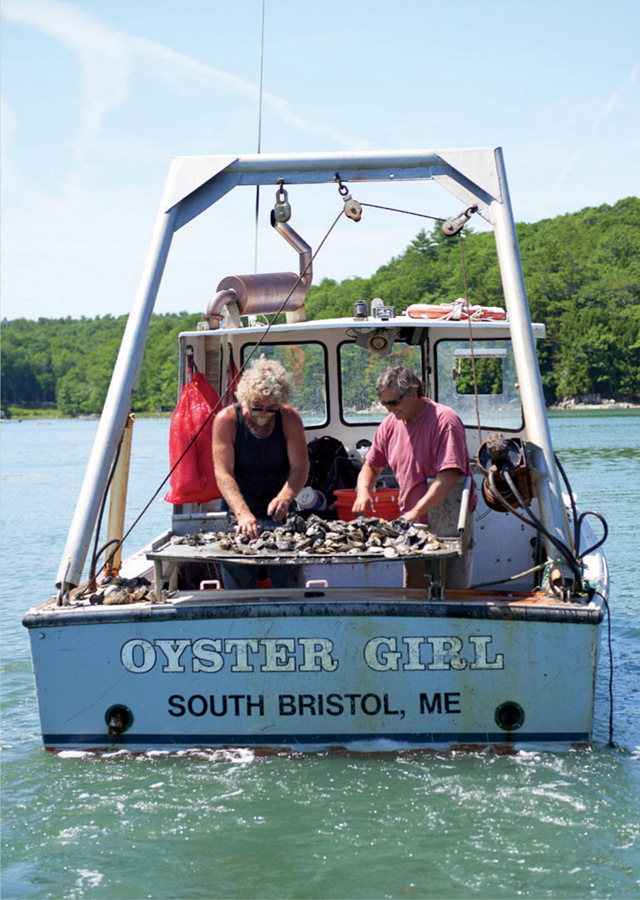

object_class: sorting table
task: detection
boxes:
[146,533,462,600]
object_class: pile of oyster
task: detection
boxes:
[175,513,442,560]
[85,575,152,605]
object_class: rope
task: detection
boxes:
[457,231,483,448]
[82,208,346,590]
[365,199,484,447]
[78,195,481,594]
[359,202,444,222]
[470,558,567,590]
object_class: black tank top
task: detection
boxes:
[232,403,290,518]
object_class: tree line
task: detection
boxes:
[1,313,201,416]
[306,197,640,402]
[2,197,638,415]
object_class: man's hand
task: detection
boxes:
[235,511,259,539]
[267,494,291,522]
[352,491,375,517]
[353,460,384,517]
[403,468,461,523]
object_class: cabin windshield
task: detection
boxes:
[241,342,328,427]
[339,342,423,424]
[434,338,523,431]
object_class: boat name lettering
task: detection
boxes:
[167,692,464,718]
[363,635,504,671]
[120,634,503,674]
[120,637,339,674]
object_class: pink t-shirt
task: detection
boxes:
[367,400,477,523]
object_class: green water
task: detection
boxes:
[2,414,639,899]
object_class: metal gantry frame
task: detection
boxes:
[56,148,571,593]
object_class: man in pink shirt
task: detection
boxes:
[353,365,477,589]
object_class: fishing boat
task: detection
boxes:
[23,149,609,750]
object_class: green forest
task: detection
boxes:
[2,197,639,416]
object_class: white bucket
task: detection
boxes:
[296,487,327,511]
[346,445,368,465]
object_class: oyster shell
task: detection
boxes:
[171,511,443,561]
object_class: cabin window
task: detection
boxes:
[339,342,423,424]
[241,342,328,428]
[434,339,523,430]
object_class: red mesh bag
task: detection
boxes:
[164,371,222,505]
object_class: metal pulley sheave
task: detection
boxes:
[442,205,479,236]
[273,179,291,222]
[334,173,362,221]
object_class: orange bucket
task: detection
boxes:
[334,488,401,522]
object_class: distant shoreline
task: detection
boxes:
[3,404,639,422]
[0,411,172,421]
[548,400,640,411]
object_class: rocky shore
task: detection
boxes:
[549,393,640,411]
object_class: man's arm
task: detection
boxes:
[212,407,260,538]
[401,468,460,523]
[266,407,310,521]
[352,460,384,516]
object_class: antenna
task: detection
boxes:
[253,0,266,276]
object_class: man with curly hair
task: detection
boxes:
[213,355,309,589]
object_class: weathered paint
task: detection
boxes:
[27,601,600,749]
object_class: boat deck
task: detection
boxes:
[24,585,603,628]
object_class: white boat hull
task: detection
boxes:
[25,591,603,749]
[25,147,610,752]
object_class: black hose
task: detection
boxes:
[90,539,123,583]
[578,510,609,556]
[501,469,583,585]
[554,454,580,555]
[88,438,122,585]
[602,595,615,748]
[501,471,573,559]
[488,470,583,587]
[553,455,609,560]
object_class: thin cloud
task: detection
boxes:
[0,95,18,165]
[549,60,639,200]
[134,37,363,147]
[2,0,130,162]
[594,60,640,129]
[1,0,366,159]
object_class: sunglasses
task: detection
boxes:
[380,395,406,408]
[250,406,279,413]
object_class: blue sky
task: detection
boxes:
[1,0,638,321]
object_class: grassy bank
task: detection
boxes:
[1,405,174,420]
[3,405,65,420]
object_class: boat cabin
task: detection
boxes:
[163,309,545,594]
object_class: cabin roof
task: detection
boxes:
[178,316,546,340]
